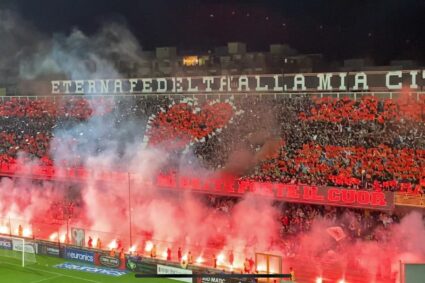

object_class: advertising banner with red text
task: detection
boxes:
[155,173,395,211]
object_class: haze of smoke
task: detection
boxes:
[0,177,64,225]
[0,9,280,259]
[293,211,425,280]
[0,10,45,75]
[1,9,425,280]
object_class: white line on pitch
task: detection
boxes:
[30,275,62,283]
[0,261,101,283]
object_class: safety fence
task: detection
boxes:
[0,216,256,275]
[0,231,261,283]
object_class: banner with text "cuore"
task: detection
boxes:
[155,174,395,211]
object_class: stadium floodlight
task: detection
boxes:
[0,236,37,267]
[316,277,323,283]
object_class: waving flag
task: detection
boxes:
[326,226,346,241]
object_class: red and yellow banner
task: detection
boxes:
[395,192,425,208]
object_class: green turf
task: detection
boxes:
[0,255,177,283]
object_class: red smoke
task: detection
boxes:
[1,154,424,282]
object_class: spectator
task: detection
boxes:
[167,247,172,261]
[178,247,182,262]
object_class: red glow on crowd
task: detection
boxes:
[0,94,424,283]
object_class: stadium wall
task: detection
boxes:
[11,69,425,96]
[0,235,256,283]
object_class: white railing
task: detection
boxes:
[1,91,425,101]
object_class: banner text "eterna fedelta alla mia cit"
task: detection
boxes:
[51,70,425,94]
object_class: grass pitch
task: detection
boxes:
[0,255,176,283]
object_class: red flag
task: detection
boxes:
[326,226,346,242]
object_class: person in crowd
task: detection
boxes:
[116,239,123,251]
[166,247,172,261]
[188,251,193,264]
[119,248,125,260]
[228,250,234,267]
[248,257,255,273]
[178,247,182,262]
[289,267,295,282]
[96,238,102,249]
[18,225,23,237]
[244,258,250,273]
[150,244,157,258]
[87,236,93,248]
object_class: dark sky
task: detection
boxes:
[2,0,425,64]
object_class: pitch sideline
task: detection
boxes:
[0,260,101,283]
[29,275,62,283]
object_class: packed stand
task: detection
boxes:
[0,94,425,193]
[202,194,402,258]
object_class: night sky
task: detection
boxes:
[1,0,425,64]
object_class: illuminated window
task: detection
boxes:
[183,56,199,66]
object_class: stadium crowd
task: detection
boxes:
[2,94,419,276]
[0,94,424,194]
[200,193,402,270]
[204,194,399,243]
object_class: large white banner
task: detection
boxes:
[157,264,192,283]
[71,228,85,247]
[51,70,425,94]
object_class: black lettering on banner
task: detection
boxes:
[99,255,120,268]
